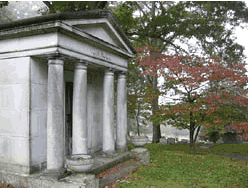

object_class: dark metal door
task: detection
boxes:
[65,82,73,156]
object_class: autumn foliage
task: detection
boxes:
[136,46,248,150]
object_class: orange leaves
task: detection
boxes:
[192,105,201,112]
[223,122,248,141]
[207,57,222,62]
[135,46,248,141]
[214,120,225,124]
[136,47,248,96]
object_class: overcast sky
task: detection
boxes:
[234,1,248,64]
[235,26,248,63]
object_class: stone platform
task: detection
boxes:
[0,149,150,188]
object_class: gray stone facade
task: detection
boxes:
[0,10,135,187]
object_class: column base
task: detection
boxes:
[116,145,128,153]
[97,151,119,158]
[59,173,99,188]
[131,148,150,166]
[41,167,68,180]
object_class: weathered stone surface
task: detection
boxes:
[103,69,115,153]
[59,173,99,188]
[130,137,148,147]
[65,154,95,173]
[116,72,127,151]
[72,62,88,155]
[0,10,135,185]
[131,148,150,166]
[167,138,176,144]
[159,138,167,145]
[0,161,30,176]
[47,58,65,170]
[30,57,48,167]
[181,139,189,143]
[86,70,104,154]
[30,161,47,174]
[0,172,99,188]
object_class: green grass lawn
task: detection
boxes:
[207,143,248,156]
[107,143,248,188]
[160,142,248,156]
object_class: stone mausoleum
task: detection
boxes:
[0,10,136,187]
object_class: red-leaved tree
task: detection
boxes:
[136,46,248,153]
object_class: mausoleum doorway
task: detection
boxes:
[65,82,73,157]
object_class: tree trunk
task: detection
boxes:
[136,115,140,136]
[152,75,161,143]
[189,112,196,154]
[152,123,160,143]
[193,126,201,143]
[190,129,196,154]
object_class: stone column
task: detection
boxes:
[47,58,65,170]
[103,69,115,153]
[116,72,128,151]
[72,62,88,155]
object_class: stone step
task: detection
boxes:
[97,159,144,188]
[88,151,135,175]
[0,150,150,188]
[95,148,150,188]
[0,171,97,188]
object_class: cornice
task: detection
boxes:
[0,20,134,59]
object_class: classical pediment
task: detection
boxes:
[63,18,133,54]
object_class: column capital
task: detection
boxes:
[105,68,115,75]
[80,59,90,65]
[74,61,88,70]
[118,71,127,80]
[118,71,127,76]
[47,52,66,62]
[48,58,64,66]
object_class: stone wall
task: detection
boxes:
[29,57,48,173]
[0,57,31,175]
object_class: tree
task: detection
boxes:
[207,130,220,144]
[127,57,148,137]
[113,1,248,62]
[136,45,248,153]
[111,1,248,143]
[44,1,108,14]
[0,1,8,8]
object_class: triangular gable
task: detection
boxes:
[63,18,133,54]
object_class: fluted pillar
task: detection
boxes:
[103,69,115,153]
[72,62,88,155]
[116,72,127,151]
[47,58,65,170]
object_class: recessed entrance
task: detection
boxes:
[65,82,73,157]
